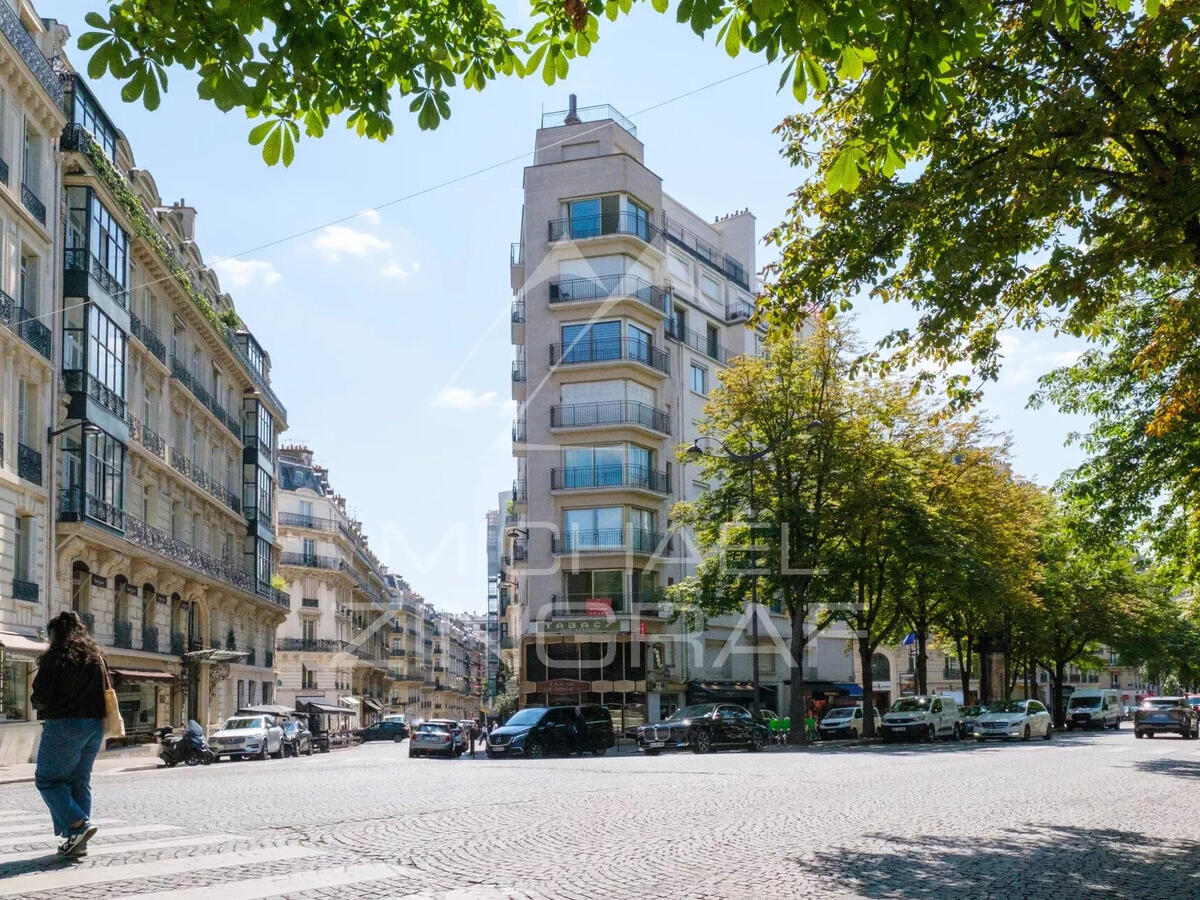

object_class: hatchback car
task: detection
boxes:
[636,703,768,755]
[354,721,409,743]
[281,719,314,756]
[972,699,1053,741]
[211,715,285,760]
[1134,697,1200,739]
[426,719,467,755]
[409,722,455,758]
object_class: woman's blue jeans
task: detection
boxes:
[34,718,105,837]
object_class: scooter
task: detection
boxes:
[157,720,215,767]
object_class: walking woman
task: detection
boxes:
[31,611,109,857]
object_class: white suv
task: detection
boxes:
[881,695,961,742]
[211,715,285,760]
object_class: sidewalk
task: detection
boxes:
[0,743,160,786]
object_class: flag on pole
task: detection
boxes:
[902,632,917,646]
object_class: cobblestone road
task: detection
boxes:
[1,729,1197,899]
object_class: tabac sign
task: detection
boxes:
[544,619,620,634]
[539,678,591,696]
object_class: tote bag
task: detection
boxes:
[102,661,125,740]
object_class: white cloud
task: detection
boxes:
[432,387,504,410]
[313,225,391,262]
[357,209,382,225]
[380,260,421,280]
[211,257,281,288]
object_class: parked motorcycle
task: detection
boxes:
[157,720,215,767]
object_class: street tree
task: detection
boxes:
[79,0,1139,168]
[668,321,858,742]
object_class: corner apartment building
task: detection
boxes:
[0,0,66,764]
[274,445,392,725]
[386,574,427,719]
[50,61,291,739]
[507,98,855,732]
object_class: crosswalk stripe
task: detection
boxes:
[115,862,415,900]
[0,817,120,835]
[0,823,179,847]
[0,845,318,896]
[0,832,247,865]
[0,811,34,816]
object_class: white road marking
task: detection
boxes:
[0,811,35,816]
[0,845,318,896]
[0,817,120,835]
[0,823,179,847]
[0,832,247,865]
[117,862,416,899]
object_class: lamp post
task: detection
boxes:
[686,420,823,714]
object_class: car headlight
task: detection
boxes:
[510,733,526,745]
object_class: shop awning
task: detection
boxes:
[338,696,360,707]
[297,701,355,716]
[834,682,864,699]
[239,704,294,717]
[112,668,176,684]
[0,631,48,661]
[184,648,248,663]
[362,699,383,712]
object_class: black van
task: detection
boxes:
[486,705,615,759]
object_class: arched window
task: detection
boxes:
[141,584,157,652]
[71,562,91,630]
[113,575,130,647]
[871,653,891,682]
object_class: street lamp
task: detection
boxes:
[685,420,823,713]
[46,421,101,443]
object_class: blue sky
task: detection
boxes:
[53,2,1090,612]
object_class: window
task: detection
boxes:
[86,305,126,415]
[85,429,125,512]
[706,323,719,358]
[563,507,622,550]
[64,187,129,292]
[14,515,33,584]
[257,468,273,520]
[72,83,117,159]
[22,120,40,195]
[247,681,257,705]
[561,321,620,363]
[669,305,686,340]
[191,513,202,548]
[298,500,313,521]
[628,200,651,241]
[19,253,39,314]
[257,404,274,452]
[627,324,652,364]
[701,273,720,300]
[16,378,27,444]
[302,537,316,561]
[690,364,708,395]
[236,680,245,710]
[302,620,315,643]
[171,501,181,539]
[563,570,624,612]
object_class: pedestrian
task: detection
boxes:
[805,708,817,742]
[468,722,477,758]
[31,610,111,858]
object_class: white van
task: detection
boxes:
[1064,689,1122,730]
[880,695,961,742]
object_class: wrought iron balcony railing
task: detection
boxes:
[113,618,133,648]
[552,528,666,554]
[662,215,750,289]
[142,625,159,653]
[20,183,45,225]
[664,321,735,366]
[170,630,186,655]
[512,542,528,561]
[128,415,166,459]
[541,103,637,136]
[63,369,126,420]
[169,356,242,439]
[17,442,41,485]
[0,290,52,360]
[550,400,670,434]
[12,579,37,603]
[512,420,527,443]
[548,274,669,315]
[63,248,126,305]
[278,511,338,532]
[548,211,661,247]
[726,298,755,322]
[551,464,670,494]
[549,338,669,373]
[0,0,63,105]
[0,157,8,186]
[129,311,167,362]
[165,446,241,514]
[512,479,527,503]
[280,551,341,570]
[60,486,124,530]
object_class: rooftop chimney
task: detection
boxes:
[564,94,580,125]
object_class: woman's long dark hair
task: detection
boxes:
[41,610,106,667]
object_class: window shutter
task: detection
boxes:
[16,378,27,444]
[14,516,27,581]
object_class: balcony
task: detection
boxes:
[280,551,341,570]
[0,0,63,105]
[142,625,159,653]
[20,183,45,225]
[665,321,735,366]
[169,357,242,439]
[276,638,355,653]
[541,103,637,137]
[170,630,185,655]
[512,479,527,504]
[278,511,338,532]
[548,211,661,248]
[551,464,670,495]
[552,528,667,555]
[510,242,524,266]
[548,275,669,316]
[12,579,37,603]
[63,370,126,420]
[301,597,320,608]
[550,400,669,435]
[726,298,755,322]
[549,338,668,374]
[167,447,241,514]
[128,415,166,459]
[511,360,526,383]
[114,618,133,649]
[246,647,257,666]
[512,542,528,561]
[63,248,126,307]
[18,443,41,486]
[0,290,51,359]
[662,215,750,290]
[129,312,167,363]
[512,419,527,443]
[511,299,525,323]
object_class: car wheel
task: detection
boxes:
[525,741,546,760]
[306,742,314,756]
[1065,722,1074,730]
[1043,723,1052,740]
[925,725,936,743]
[749,731,765,752]
[186,751,202,766]
[953,723,963,741]
[1147,731,1155,738]
[590,747,607,756]
[1022,724,1031,741]
[1135,730,1144,739]
[408,748,416,758]
[642,748,661,756]
[393,733,404,743]
[257,744,269,761]
[693,729,712,754]
[975,736,984,743]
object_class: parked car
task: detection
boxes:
[1064,689,1123,730]
[426,718,467,755]
[636,703,768,755]
[959,705,984,735]
[972,699,1053,741]
[354,721,409,743]
[281,719,314,757]
[211,715,285,761]
[751,708,791,743]
[486,705,614,759]
[409,722,456,758]
[880,695,962,742]
[818,705,882,739]
[1134,697,1200,739]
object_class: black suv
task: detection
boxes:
[486,705,614,759]
[354,721,408,743]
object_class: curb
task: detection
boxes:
[0,762,161,787]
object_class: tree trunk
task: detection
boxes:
[788,609,809,743]
[859,641,876,738]
[916,628,929,695]
[1052,660,1066,728]
[960,658,970,705]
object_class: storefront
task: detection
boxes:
[111,668,177,744]
[0,631,49,764]
[686,681,780,712]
